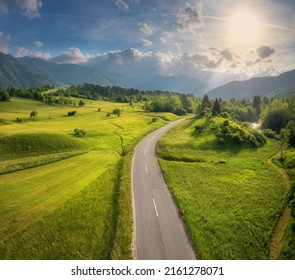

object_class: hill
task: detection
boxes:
[0,52,53,87]
[207,69,295,99]
[19,56,130,88]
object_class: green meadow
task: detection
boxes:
[0,97,177,259]
[157,117,287,259]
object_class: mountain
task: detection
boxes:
[207,69,295,99]
[0,52,52,87]
[0,52,207,94]
[19,56,130,88]
[128,74,207,95]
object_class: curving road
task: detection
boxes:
[132,119,196,260]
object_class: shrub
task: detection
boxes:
[74,128,87,137]
[262,129,277,139]
[218,137,225,145]
[220,112,230,119]
[98,108,101,112]
[223,120,230,126]
[79,100,85,106]
[152,117,157,123]
[113,108,121,117]
[252,130,267,145]
[107,112,111,117]
[67,111,76,116]
[16,117,23,123]
[175,108,187,116]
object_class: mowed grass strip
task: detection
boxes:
[158,118,286,259]
[0,151,119,243]
[0,166,120,259]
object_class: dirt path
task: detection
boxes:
[268,152,291,260]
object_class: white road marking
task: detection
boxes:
[153,198,159,217]
[145,164,148,173]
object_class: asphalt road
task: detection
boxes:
[132,119,196,260]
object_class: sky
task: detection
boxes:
[0,0,295,87]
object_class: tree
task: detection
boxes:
[212,98,221,115]
[280,128,290,160]
[79,100,85,106]
[199,94,211,116]
[203,107,212,122]
[253,96,262,116]
[30,111,38,119]
[0,89,10,102]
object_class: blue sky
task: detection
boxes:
[0,0,294,87]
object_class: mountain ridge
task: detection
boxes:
[207,69,295,99]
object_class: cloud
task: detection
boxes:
[0,0,42,18]
[15,46,51,60]
[0,31,11,53]
[138,22,154,36]
[220,49,234,61]
[177,2,204,32]
[52,47,92,64]
[32,40,43,48]
[115,0,129,12]
[256,45,275,59]
[0,1,8,14]
[141,39,153,47]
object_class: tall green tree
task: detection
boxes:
[199,94,211,116]
[212,98,221,115]
[253,96,262,116]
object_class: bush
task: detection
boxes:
[223,120,230,126]
[262,129,277,139]
[74,128,87,137]
[98,108,101,112]
[152,117,157,123]
[220,112,230,119]
[113,108,121,117]
[79,100,85,106]
[68,111,76,116]
[252,130,267,145]
[175,108,187,116]
[107,112,111,117]
[16,117,23,123]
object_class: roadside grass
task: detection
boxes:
[157,117,286,259]
[0,97,177,259]
[271,148,295,259]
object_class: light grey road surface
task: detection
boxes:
[132,119,196,260]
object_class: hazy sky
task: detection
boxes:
[0,0,294,87]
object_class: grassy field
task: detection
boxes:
[157,117,287,259]
[0,97,178,259]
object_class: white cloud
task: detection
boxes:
[15,46,51,60]
[177,2,204,32]
[0,0,42,18]
[52,47,93,64]
[115,0,129,12]
[0,31,11,53]
[138,22,154,36]
[141,39,153,47]
[32,40,43,48]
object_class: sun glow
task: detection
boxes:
[228,7,262,47]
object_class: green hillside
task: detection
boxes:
[158,117,286,259]
[0,97,178,259]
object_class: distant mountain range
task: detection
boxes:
[0,52,207,94]
[1,52,294,99]
[207,69,295,99]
